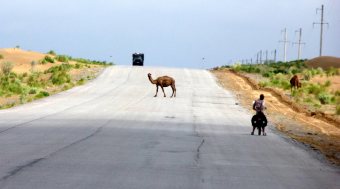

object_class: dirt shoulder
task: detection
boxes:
[211,69,340,165]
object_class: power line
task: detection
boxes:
[313,4,329,56]
[279,28,289,62]
[271,49,277,63]
[293,28,305,60]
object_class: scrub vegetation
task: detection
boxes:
[0,49,113,109]
[215,60,340,115]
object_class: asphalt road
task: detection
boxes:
[0,66,339,189]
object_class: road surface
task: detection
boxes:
[0,66,339,189]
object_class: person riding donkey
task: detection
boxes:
[251,94,268,136]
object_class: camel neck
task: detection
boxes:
[148,76,157,84]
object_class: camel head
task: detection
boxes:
[147,73,152,78]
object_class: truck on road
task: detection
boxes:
[132,53,144,66]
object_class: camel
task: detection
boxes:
[290,75,301,91]
[147,73,176,97]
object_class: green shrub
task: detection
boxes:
[46,64,72,74]
[55,55,69,63]
[303,70,312,81]
[280,80,291,90]
[306,84,323,95]
[0,76,24,95]
[72,58,109,65]
[44,56,55,63]
[9,72,18,78]
[27,73,44,88]
[28,88,37,94]
[313,103,321,108]
[1,62,14,75]
[77,78,85,85]
[232,64,242,72]
[35,91,49,99]
[51,72,70,85]
[335,90,340,96]
[336,105,340,115]
[75,63,82,69]
[318,92,333,104]
[262,72,274,78]
[47,50,56,56]
[323,80,331,88]
[40,59,47,64]
[303,97,313,103]
[0,54,3,59]
[259,81,269,88]
[8,81,23,94]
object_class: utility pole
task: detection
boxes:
[279,28,289,62]
[256,53,259,64]
[293,28,305,60]
[250,58,253,64]
[313,4,328,56]
[259,50,262,64]
[272,49,277,63]
[265,50,268,63]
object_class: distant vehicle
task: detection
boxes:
[132,53,144,66]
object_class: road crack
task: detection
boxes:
[195,139,205,164]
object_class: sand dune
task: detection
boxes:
[0,48,69,74]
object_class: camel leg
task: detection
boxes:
[173,85,176,97]
[161,86,166,97]
[154,85,158,97]
[170,85,176,98]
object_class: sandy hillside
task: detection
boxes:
[0,48,73,73]
[305,56,340,69]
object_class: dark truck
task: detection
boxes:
[132,53,144,66]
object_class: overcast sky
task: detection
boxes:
[0,0,339,68]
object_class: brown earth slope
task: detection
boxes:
[305,56,340,69]
[212,69,340,165]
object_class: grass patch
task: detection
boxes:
[35,91,49,99]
